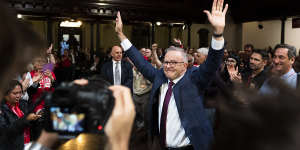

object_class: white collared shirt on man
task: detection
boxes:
[158,74,190,147]
[120,37,224,148]
[280,68,297,88]
[260,68,298,94]
[112,60,122,85]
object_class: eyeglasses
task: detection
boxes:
[163,61,184,66]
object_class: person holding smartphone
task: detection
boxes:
[29,57,56,140]
[0,80,41,149]
[30,57,56,113]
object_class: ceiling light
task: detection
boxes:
[95,3,110,6]
[99,9,104,14]
[17,14,22,19]
[156,22,162,26]
[60,20,82,27]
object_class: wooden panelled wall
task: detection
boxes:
[28,20,242,53]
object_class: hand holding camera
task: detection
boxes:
[105,85,136,150]
[43,78,135,150]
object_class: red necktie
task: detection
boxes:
[160,81,174,147]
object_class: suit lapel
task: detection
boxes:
[172,73,188,113]
[152,70,168,104]
[109,61,114,83]
[120,61,125,84]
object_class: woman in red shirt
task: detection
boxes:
[30,57,56,113]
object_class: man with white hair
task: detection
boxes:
[194,47,209,67]
[114,0,228,148]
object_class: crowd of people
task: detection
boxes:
[1,0,300,150]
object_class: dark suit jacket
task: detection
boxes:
[0,100,31,150]
[125,45,224,150]
[101,60,133,90]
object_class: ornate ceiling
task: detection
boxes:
[6,0,300,23]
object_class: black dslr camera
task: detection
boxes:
[44,78,114,137]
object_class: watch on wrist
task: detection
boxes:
[213,32,223,38]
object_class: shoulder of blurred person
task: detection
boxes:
[293,55,300,72]
[0,1,45,94]
[213,77,300,150]
[0,1,47,150]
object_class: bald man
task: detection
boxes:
[101,46,133,90]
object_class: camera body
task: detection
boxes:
[44,80,114,136]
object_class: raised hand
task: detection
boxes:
[228,65,242,83]
[47,44,53,54]
[203,0,228,35]
[21,78,30,91]
[115,11,123,34]
[173,38,182,46]
[151,43,158,51]
[32,73,42,83]
[44,70,54,81]
[115,11,127,41]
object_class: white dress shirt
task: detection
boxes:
[281,68,297,88]
[158,74,190,147]
[112,60,121,85]
[120,37,224,147]
[260,68,298,94]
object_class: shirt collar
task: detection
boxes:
[168,73,185,85]
[281,68,296,79]
[112,60,121,64]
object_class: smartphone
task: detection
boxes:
[42,63,54,72]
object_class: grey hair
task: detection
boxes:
[274,44,297,59]
[197,47,209,55]
[165,46,188,63]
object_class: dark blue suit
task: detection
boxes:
[100,60,133,90]
[125,45,224,150]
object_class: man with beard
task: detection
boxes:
[242,50,269,89]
